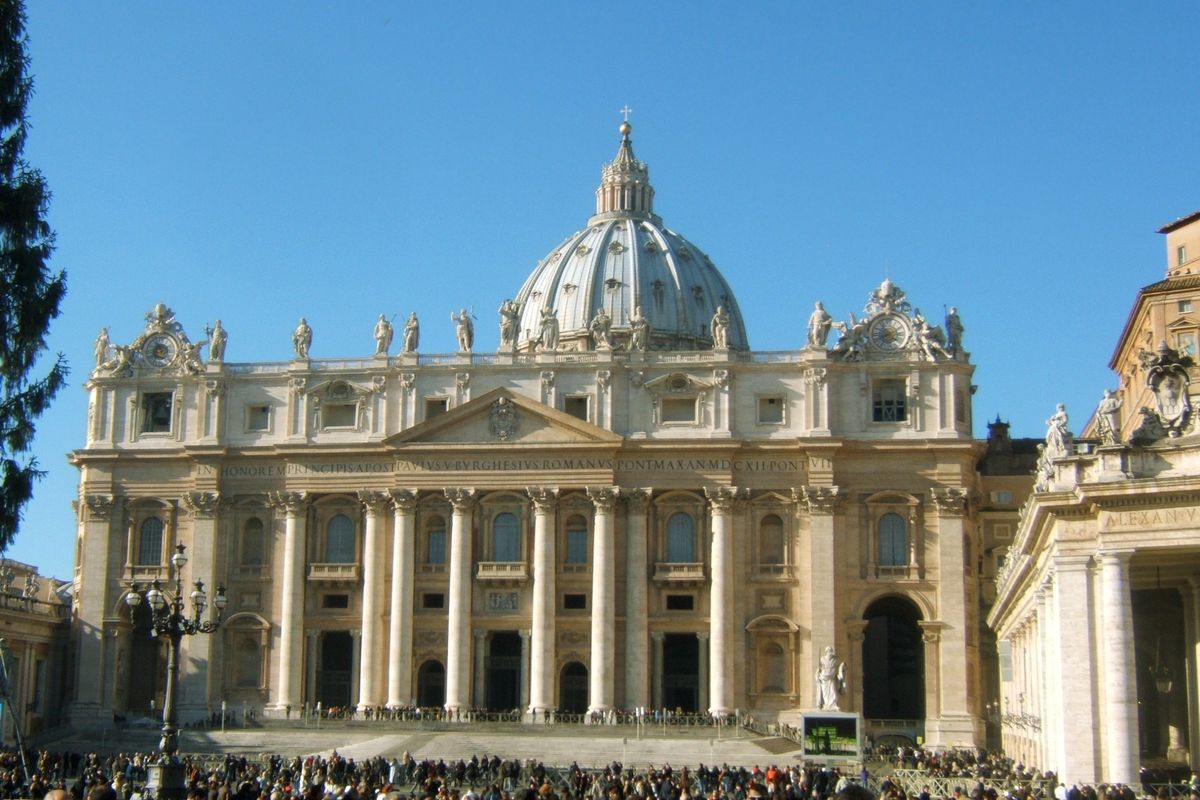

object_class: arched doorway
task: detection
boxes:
[416,660,445,708]
[560,662,588,713]
[662,633,700,712]
[316,631,353,709]
[485,632,521,711]
[126,600,164,714]
[862,596,924,720]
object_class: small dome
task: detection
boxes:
[512,123,748,352]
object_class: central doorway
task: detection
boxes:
[662,633,700,712]
[316,631,353,710]
[862,596,924,720]
[485,631,521,711]
[560,661,588,713]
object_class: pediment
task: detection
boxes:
[1166,315,1198,330]
[386,387,623,446]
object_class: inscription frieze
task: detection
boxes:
[1101,507,1199,530]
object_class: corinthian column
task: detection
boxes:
[624,489,653,709]
[267,491,308,712]
[387,489,419,707]
[444,488,477,712]
[796,485,840,707]
[357,490,390,710]
[587,486,620,713]
[179,491,221,718]
[1100,550,1139,784]
[705,485,742,716]
[527,486,559,716]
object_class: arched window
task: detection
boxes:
[758,514,785,565]
[137,518,164,566]
[666,512,696,563]
[235,636,262,688]
[565,515,588,565]
[878,512,908,566]
[325,514,355,563]
[242,518,264,566]
[493,512,520,562]
[425,516,446,566]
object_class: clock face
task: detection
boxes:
[142,334,179,368]
[869,315,909,352]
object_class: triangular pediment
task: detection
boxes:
[386,387,623,446]
[1166,315,1197,330]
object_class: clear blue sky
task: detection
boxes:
[12,2,1200,578]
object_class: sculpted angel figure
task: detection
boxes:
[628,306,650,351]
[373,313,393,356]
[711,305,730,349]
[402,312,420,353]
[807,301,832,348]
[451,308,474,352]
[816,646,846,710]
[292,317,312,359]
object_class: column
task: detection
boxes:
[928,487,974,744]
[527,487,558,715]
[71,495,118,719]
[697,632,710,713]
[1099,550,1139,785]
[474,630,487,708]
[587,487,619,713]
[1187,578,1200,772]
[797,485,840,707]
[267,491,307,712]
[1052,555,1099,782]
[356,490,389,710]
[444,488,477,712]
[305,631,319,706]
[624,489,653,709]
[846,622,868,712]
[519,629,531,711]
[651,632,664,710]
[350,630,361,708]
[387,489,419,708]
[705,486,741,716]
[179,491,221,719]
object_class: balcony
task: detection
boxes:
[476,561,528,585]
[870,563,922,581]
[755,563,794,580]
[652,562,706,585]
[308,563,360,582]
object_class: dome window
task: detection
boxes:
[644,239,659,253]
[605,278,623,291]
[608,240,626,254]
[575,244,590,257]
[677,245,692,259]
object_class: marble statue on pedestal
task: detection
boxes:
[373,314,393,356]
[628,306,650,351]
[402,313,419,353]
[807,301,832,348]
[589,308,614,350]
[711,305,730,349]
[94,327,110,368]
[1095,389,1123,445]
[816,646,845,710]
[538,308,560,352]
[292,318,312,360]
[451,308,474,352]
[207,320,227,362]
[498,299,520,351]
[945,307,964,353]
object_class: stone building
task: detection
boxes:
[0,560,71,743]
[988,212,1200,784]
[71,122,992,747]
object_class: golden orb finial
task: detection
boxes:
[619,120,632,137]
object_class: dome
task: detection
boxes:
[512,124,748,352]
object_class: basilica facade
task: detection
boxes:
[70,123,993,748]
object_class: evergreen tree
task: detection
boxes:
[0,0,66,551]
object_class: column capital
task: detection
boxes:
[696,631,710,643]
[704,485,745,512]
[84,494,118,520]
[1098,549,1135,567]
[930,487,970,516]
[587,486,621,512]
[358,490,392,513]
[182,491,221,519]
[794,485,841,514]
[626,488,654,512]
[526,486,560,511]
[650,630,665,643]
[846,620,868,642]
[389,488,419,512]
[803,367,827,387]
[267,491,308,515]
[919,620,945,643]
[444,487,478,510]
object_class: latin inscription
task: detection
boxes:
[217,457,805,478]
[1101,507,1199,530]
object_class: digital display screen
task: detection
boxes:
[802,714,860,758]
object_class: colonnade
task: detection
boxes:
[266,485,743,717]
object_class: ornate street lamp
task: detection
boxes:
[126,544,226,799]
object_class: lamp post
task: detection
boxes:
[126,544,226,799]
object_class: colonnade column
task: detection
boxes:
[797,485,840,707]
[1053,555,1098,783]
[705,486,741,716]
[623,489,653,709]
[179,491,221,718]
[587,486,619,713]
[387,489,418,708]
[356,491,389,710]
[444,488,477,713]
[527,487,559,716]
[268,491,308,712]
[1099,549,1139,785]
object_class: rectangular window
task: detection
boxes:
[425,397,449,420]
[563,593,587,610]
[994,523,1012,540]
[757,396,784,424]
[565,529,588,564]
[872,380,907,422]
[427,530,446,565]
[564,396,589,421]
[323,403,356,428]
[1179,300,1194,313]
[422,592,445,610]
[246,404,271,432]
[990,490,1014,505]
[322,594,349,609]
[665,594,695,611]
[661,397,697,423]
[1179,245,1188,266]
[141,392,172,433]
